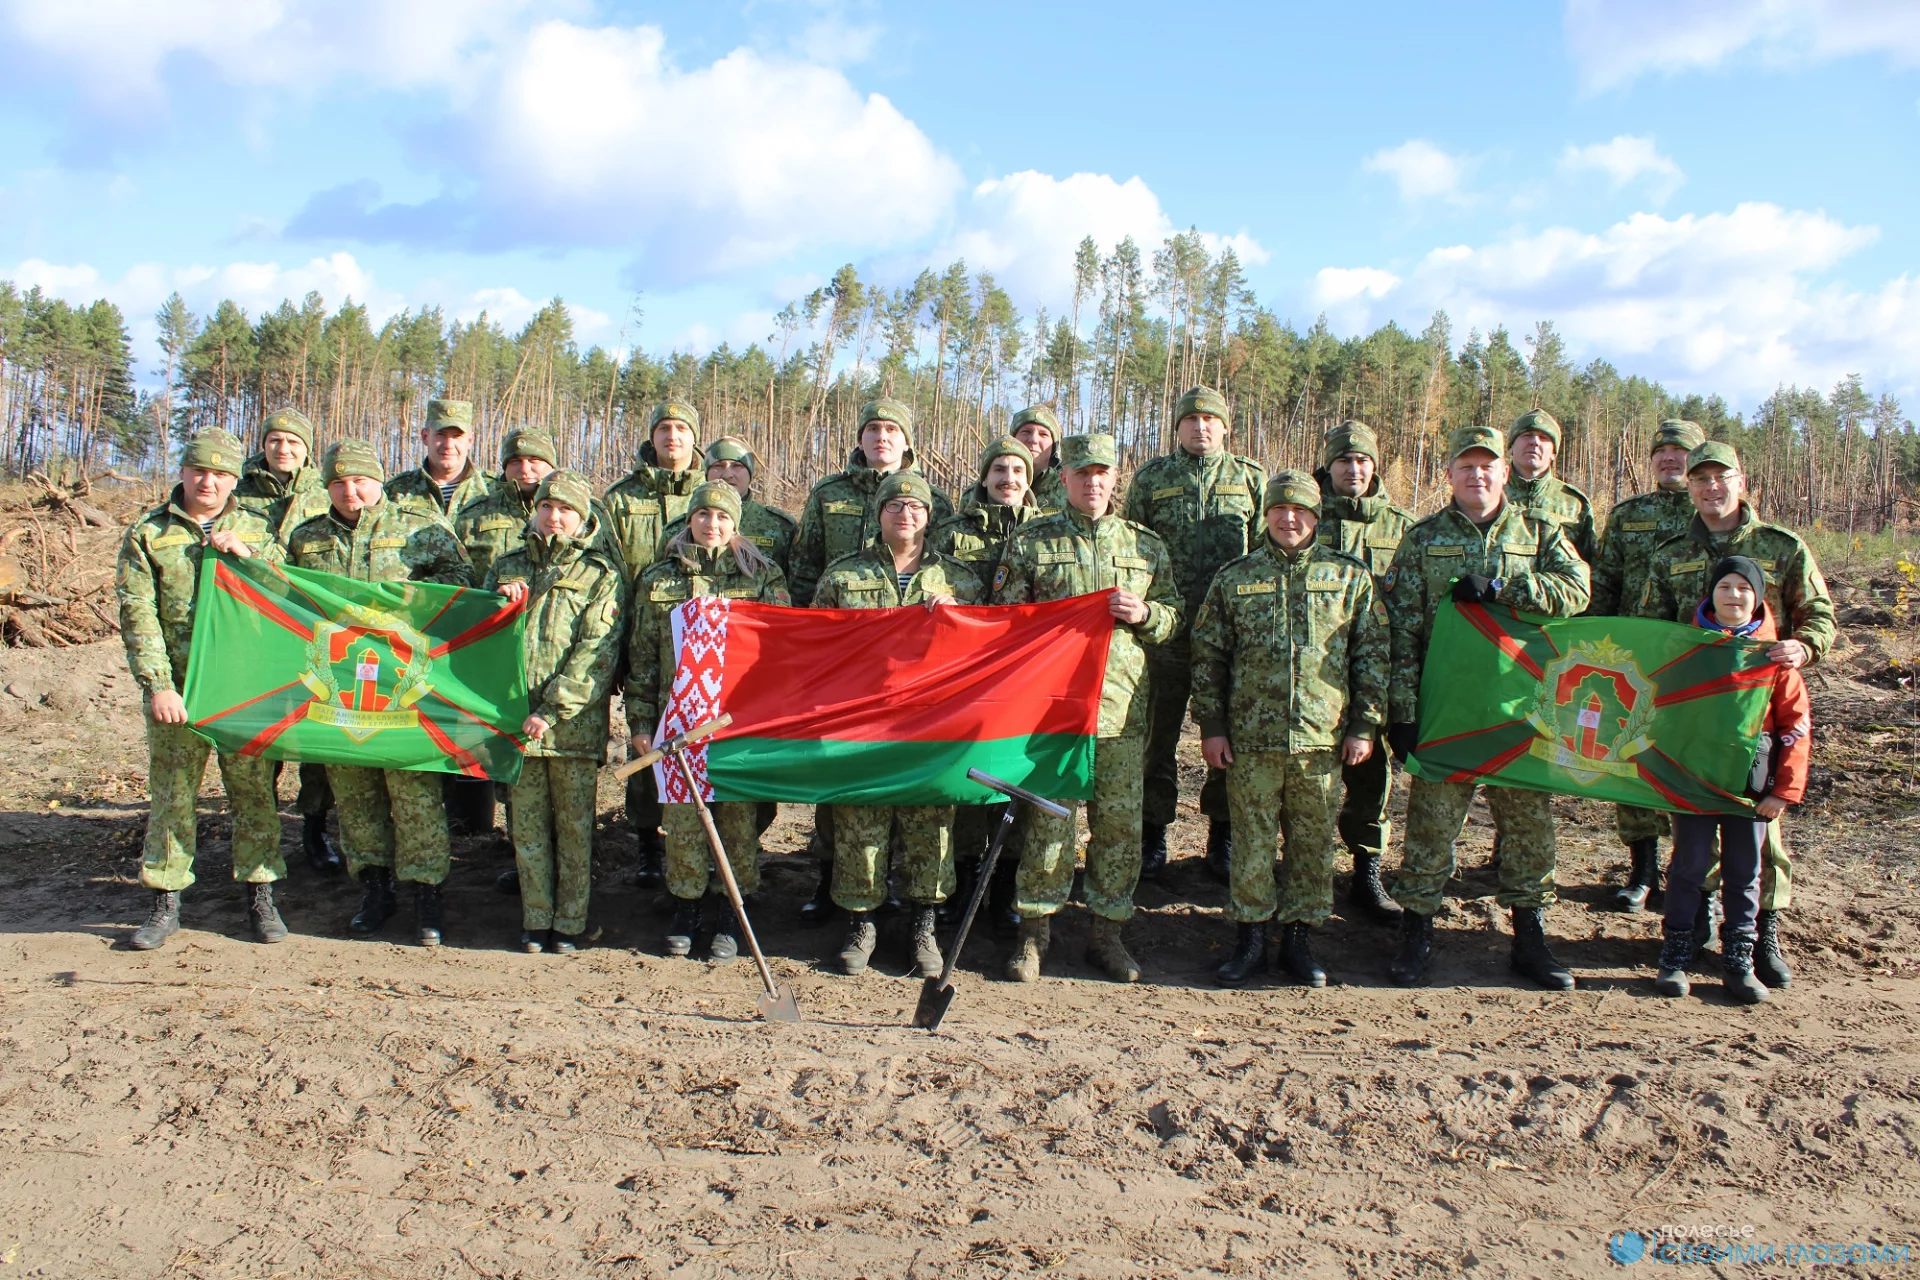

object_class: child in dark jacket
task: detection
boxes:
[1655,555,1810,1004]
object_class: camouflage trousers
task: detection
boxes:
[663,801,761,900]
[1615,803,1669,847]
[832,805,956,912]
[1014,734,1145,922]
[510,757,597,934]
[1336,743,1393,859]
[328,765,450,884]
[273,762,332,817]
[1703,817,1793,911]
[140,717,284,892]
[1392,776,1557,916]
[1144,638,1228,827]
[1224,749,1340,925]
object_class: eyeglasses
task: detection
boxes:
[882,499,928,515]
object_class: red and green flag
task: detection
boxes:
[1405,601,1777,815]
[652,592,1114,805]
[183,551,529,783]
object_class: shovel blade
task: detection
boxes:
[911,977,956,1031]
[757,985,803,1023]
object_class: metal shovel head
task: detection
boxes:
[912,977,956,1031]
[757,985,803,1023]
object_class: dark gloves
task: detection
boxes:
[1386,723,1418,763]
[1452,574,1501,603]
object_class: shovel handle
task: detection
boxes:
[671,748,783,1002]
[928,802,1020,994]
[614,713,733,780]
[966,767,1071,819]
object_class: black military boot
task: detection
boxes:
[1214,921,1267,988]
[1204,820,1232,883]
[413,882,445,947]
[1691,894,1722,954]
[1347,852,1402,924]
[245,883,287,944]
[1278,922,1327,988]
[664,896,702,958]
[129,890,181,951]
[1614,838,1661,912]
[301,814,344,876]
[1653,928,1695,998]
[1140,822,1170,881]
[1389,911,1433,986]
[1722,936,1769,1004]
[348,867,395,935]
[989,855,1020,937]
[939,859,978,928]
[797,859,837,926]
[1753,909,1792,989]
[708,905,739,964]
[632,827,664,890]
[1509,907,1574,990]
[909,907,942,979]
[836,911,878,975]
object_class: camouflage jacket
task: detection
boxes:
[791,452,954,606]
[1586,486,1694,617]
[812,540,988,610]
[233,453,330,544]
[387,458,498,519]
[1634,504,1836,664]
[931,497,1047,596]
[454,481,536,587]
[1313,470,1414,578]
[602,453,703,582]
[483,517,628,761]
[1122,448,1268,623]
[662,496,799,579]
[625,543,790,738]
[115,490,283,697]
[1506,471,1598,564]
[1190,540,1389,753]
[286,498,472,588]
[992,506,1181,738]
[958,464,1066,517]
[1383,501,1592,722]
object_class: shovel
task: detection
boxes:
[911,767,1071,1032]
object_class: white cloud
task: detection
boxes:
[1362,140,1471,204]
[1557,135,1684,202]
[1566,0,1920,91]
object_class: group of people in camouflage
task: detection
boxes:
[115,383,1830,999]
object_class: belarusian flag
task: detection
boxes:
[1406,601,1776,815]
[183,551,529,783]
[653,593,1113,805]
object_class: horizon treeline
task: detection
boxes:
[1,230,1915,527]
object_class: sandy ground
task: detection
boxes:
[1,639,1917,1278]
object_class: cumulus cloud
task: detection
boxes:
[1566,0,1920,91]
[1362,140,1472,204]
[1557,135,1684,202]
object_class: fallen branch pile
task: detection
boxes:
[1,474,154,648]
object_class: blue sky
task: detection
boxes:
[3,0,1917,407]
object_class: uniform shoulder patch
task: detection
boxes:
[992,563,1009,592]
[1383,567,1398,590]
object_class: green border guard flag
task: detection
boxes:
[183,551,529,783]
[1405,600,1777,815]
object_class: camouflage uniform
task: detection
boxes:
[484,484,626,937]
[455,481,536,588]
[791,401,955,606]
[117,484,286,891]
[662,497,798,579]
[961,462,1065,516]
[933,497,1047,596]
[1505,410,1599,564]
[993,485,1182,921]
[1384,470,1592,917]
[1191,532,1389,925]
[387,458,497,520]
[603,443,703,581]
[287,492,473,884]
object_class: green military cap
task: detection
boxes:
[877,470,935,509]
[705,435,756,476]
[1009,404,1060,437]
[425,398,474,432]
[860,398,914,436]
[1687,441,1741,474]
[687,479,742,522]
[1264,470,1321,514]
[1321,419,1379,468]
[322,439,386,484]
[259,407,314,451]
[181,430,245,478]
[1174,385,1230,427]
[533,469,593,517]
[1447,424,1505,462]
[1059,434,1118,469]
[649,400,701,437]
[1508,408,1562,447]
[977,436,1035,482]
[502,427,558,467]
[1651,419,1706,453]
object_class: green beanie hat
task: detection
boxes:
[1264,470,1321,514]
[977,436,1036,484]
[425,398,474,432]
[533,469,593,518]
[650,400,701,438]
[181,430,245,478]
[705,436,756,477]
[1687,441,1741,474]
[1322,420,1379,469]
[1651,419,1706,453]
[1009,404,1060,439]
[1446,424,1504,463]
[1508,408,1562,448]
[322,439,386,484]
[502,427,558,468]
[1174,385,1231,427]
[860,398,915,440]
[687,480,742,522]
[877,471,935,510]
[1059,434,1119,470]
[259,407,314,452]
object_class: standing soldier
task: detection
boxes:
[1124,385,1267,882]
[1635,440,1835,991]
[455,427,557,585]
[1504,409,1599,563]
[1382,425,1591,990]
[484,471,626,955]
[233,406,340,876]
[387,398,497,518]
[287,441,474,945]
[1585,418,1707,911]
[813,472,982,977]
[970,405,1065,514]
[1191,471,1388,987]
[1313,420,1413,923]
[118,431,290,950]
[993,434,1181,983]
[627,482,791,962]
[661,436,799,578]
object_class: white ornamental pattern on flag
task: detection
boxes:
[654,596,729,804]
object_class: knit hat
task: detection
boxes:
[861,398,914,437]
[1446,424,1504,462]
[1009,404,1060,440]
[425,398,473,432]
[502,427,558,467]
[1711,555,1766,602]
[1264,470,1321,514]
[181,430,245,478]
[1508,408,1561,448]
[1059,434,1119,469]
[977,436,1035,484]
[534,469,594,518]
[1174,385,1230,427]
[1651,419,1706,453]
[259,407,314,451]
[1322,420,1379,468]
[322,439,386,484]
[705,436,756,477]
[649,400,701,438]
[877,471,935,510]
[687,480,742,522]
[1688,441,1741,474]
